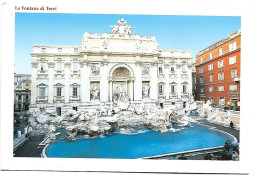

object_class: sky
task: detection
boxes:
[15,13,241,74]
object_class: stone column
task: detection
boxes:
[176,63,182,98]
[15,95,19,110]
[164,63,170,100]
[48,61,55,104]
[109,80,113,102]
[21,94,24,109]
[31,61,38,105]
[134,60,142,101]
[80,57,90,103]
[100,60,109,102]
[128,80,134,101]
[150,62,158,100]
[187,63,193,95]
[64,61,71,103]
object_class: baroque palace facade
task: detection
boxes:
[30,19,193,114]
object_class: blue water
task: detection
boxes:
[46,124,234,158]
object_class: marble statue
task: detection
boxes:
[91,85,100,100]
[142,66,149,75]
[91,64,100,75]
[142,85,150,99]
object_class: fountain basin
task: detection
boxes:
[44,123,236,159]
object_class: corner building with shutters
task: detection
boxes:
[30,19,193,114]
[195,30,241,110]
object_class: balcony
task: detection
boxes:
[181,92,189,98]
[54,70,64,77]
[170,92,178,98]
[158,93,165,98]
[169,73,177,78]
[36,96,48,103]
[69,96,80,102]
[158,73,165,77]
[54,96,65,103]
[37,70,48,78]
[71,70,80,77]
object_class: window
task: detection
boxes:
[170,66,175,73]
[74,48,78,52]
[200,88,204,93]
[73,62,78,71]
[58,48,62,52]
[219,97,225,106]
[219,48,223,56]
[209,74,213,82]
[200,57,203,63]
[218,60,224,68]
[218,86,224,92]
[41,48,46,52]
[208,64,213,71]
[25,95,28,100]
[40,87,46,97]
[229,56,237,65]
[158,66,163,74]
[40,63,46,71]
[218,72,224,80]
[73,87,77,96]
[200,76,204,84]
[171,85,175,94]
[57,87,62,96]
[57,62,62,70]
[159,85,163,94]
[209,87,214,92]
[200,67,204,73]
[183,85,187,93]
[182,64,186,71]
[229,41,237,52]
[231,69,237,78]
[210,53,213,60]
[230,85,237,91]
[18,95,21,100]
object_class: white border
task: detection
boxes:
[1,0,259,176]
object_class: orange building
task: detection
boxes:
[195,30,240,110]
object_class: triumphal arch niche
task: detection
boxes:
[109,64,135,102]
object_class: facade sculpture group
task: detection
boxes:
[29,19,193,114]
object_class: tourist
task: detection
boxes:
[232,151,239,161]
[230,121,234,128]
[178,154,187,160]
[224,140,230,151]
[203,153,214,160]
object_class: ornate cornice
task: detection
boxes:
[47,62,55,68]
[64,62,71,68]
[31,62,38,68]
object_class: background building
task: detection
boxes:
[195,30,240,110]
[30,19,193,114]
[14,73,31,112]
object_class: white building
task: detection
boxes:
[30,18,193,114]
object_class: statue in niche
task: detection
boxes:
[142,66,149,75]
[91,64,100,75]
[113,85,129,102]
[90,85,100,100]
[142,85,150,99]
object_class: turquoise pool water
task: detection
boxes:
[45,123,234,158]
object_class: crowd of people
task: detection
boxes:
[203,140,239,161]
